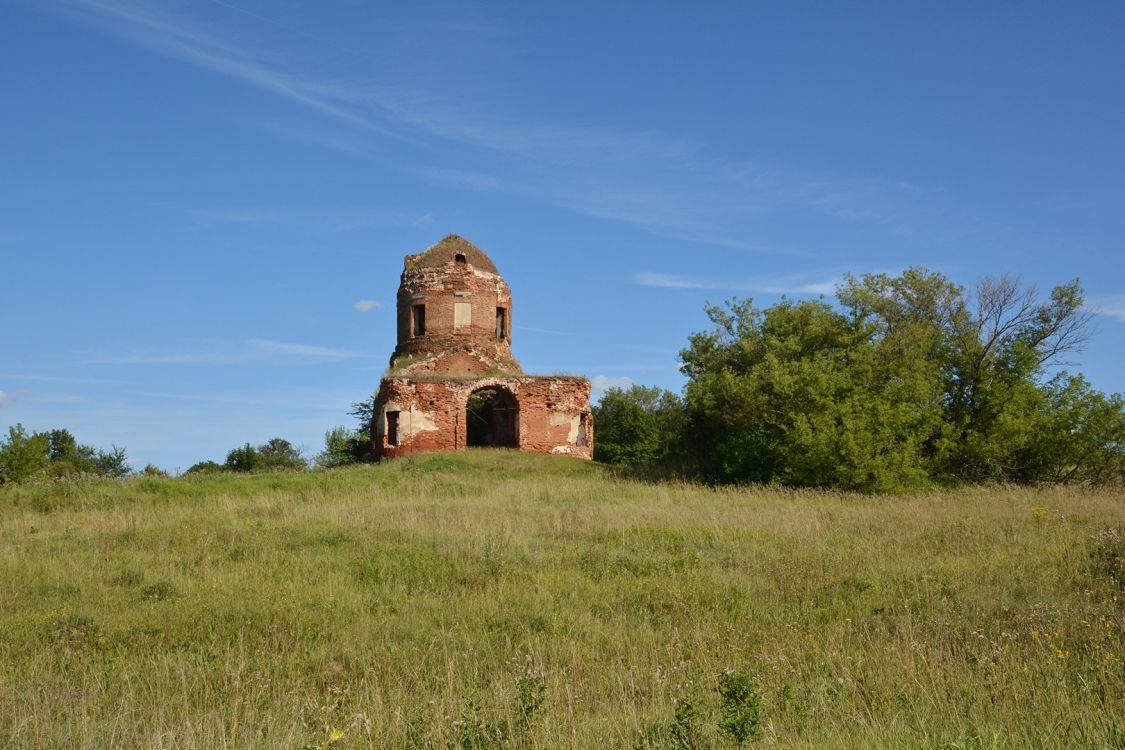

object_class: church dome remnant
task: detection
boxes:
[372,234,593,459]
[390,235,519,376]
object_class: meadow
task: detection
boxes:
[1,450,1123,749]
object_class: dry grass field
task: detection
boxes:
[1,450,1123,749]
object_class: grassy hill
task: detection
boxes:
[1,450,1123,748]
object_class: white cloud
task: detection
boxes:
[1,373,122,385]
[50,1,939,253]
[0,390,7,407]
[1090,295,1125,323]
[90,339,364,365]
[143,390,352,411]
[247,339,360,359]
[633,271,838,296]
[411,165,500,192]
[590,375,635,399]
[354,299,383,313]
[60,0,387,134]
[515,325,568,336]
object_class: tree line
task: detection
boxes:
[0,426,132,484]
[594,268,1124,490]
[0,402,376,484]
[3,267,1121,491]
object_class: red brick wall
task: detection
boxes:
[392,262,517,375]
[374,376,593,460]
[372,238,593,461]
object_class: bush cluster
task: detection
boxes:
[185,437,308,475]
[0,426,130,484]
[596,268,1124,491]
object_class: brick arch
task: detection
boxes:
[465,384,519,448]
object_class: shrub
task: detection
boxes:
[0,424,49,484]
[717,671,762,745]
[224,439,306,473]
[184,460,224,475]
[593,386,684,466]
[315,426,372,469]
[0,425,131,484]
[140,580,178,601]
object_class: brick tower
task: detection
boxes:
[372,235,592,459]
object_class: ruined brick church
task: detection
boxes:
[372,235,593,459]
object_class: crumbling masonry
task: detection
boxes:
[372,235,593,459]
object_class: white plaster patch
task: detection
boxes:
[382,403,439,440]
[549,411,582,444]
[454,302,472,328]
[400,407,439,439]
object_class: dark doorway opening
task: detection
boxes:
[466,387,519,448]
[386,410,400,446]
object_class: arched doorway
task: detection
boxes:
[466,386,519,448]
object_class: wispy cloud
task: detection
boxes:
[47,0,941,253]
[1090,295,1125,323]
[89,339,365,365]
[353,299,383,313]
[1,373,122,385]
[515,325,569,336]
[182,203,437,233]
[411,166,501,192]
[248,339,360,359]
[143,390,350,411]
[60,0,389,134]
[590,375,635,399]
[0,389,82,406]
[633,271,838,296]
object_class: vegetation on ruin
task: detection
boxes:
[2,449,1123,748]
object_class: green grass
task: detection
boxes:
[1,450,1123,749]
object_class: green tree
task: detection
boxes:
[95,445,132,478]
[45,428,99,476]
[224,439,306,473]
[1022,374,1125,483]
[224,443,260,472]
[184,460,224,475]
[940,276,1093,480]
[592,385,683,466]
[681,296,938,489]
[316,426,364,468]
[257,438,306,470]
[678,268,1108,489]
[0,424,50,484]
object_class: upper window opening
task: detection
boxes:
[412,304,426,337]
[454,253,467,265]
[495,307,507,341]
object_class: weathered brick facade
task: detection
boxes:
[373,235,593,459]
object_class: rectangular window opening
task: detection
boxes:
[386,411,400,446]
[411,305,425,337]
[577,412,589,447]
[496,307,507,341]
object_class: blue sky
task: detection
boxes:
[2,0,1123,471]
